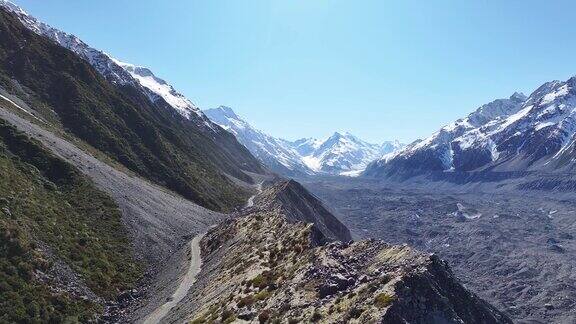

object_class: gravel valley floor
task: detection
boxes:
[304,178,576,324]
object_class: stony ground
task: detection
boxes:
[162,194,510,323]
[304,178,576,324]
[0,105,224,321]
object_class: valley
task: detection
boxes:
[0,1,575,323]
[303,177,576,323]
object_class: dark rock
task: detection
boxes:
[318,283,339,298]
[548,244,565,253]
[237,309,255,320]
[117,289,139,304]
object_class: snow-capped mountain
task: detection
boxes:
[291,138,324,157]
[0,0,215,129]
[204,106,313,176]
[365,76,576,178]
[113,61,203,119]
[299,132,402,176]
[204,106,403,176]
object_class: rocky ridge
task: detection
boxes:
[162,184,511,323]
[254,180,352,243]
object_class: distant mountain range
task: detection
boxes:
[2,0,404,180]
[366,76,576,181]
[204,106,403,176]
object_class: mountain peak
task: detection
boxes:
[329,131,345,140]
[329,131,360,142]
[333,131,347,136]
[204,106,244,125]
[216,106,238,118]
[510,92,527,101]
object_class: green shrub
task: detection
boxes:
[190,316,206,324]
[221,308,235,323]
[348,307,364,319]
[375,293,395,308]
[258,309,271,324]
[311,311,323,322]
[250,270,277,289]
[255,289,271,301]
[0,120,143,321]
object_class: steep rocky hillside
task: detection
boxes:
[0,92,228,322]
[163,197,511,323]
[0,7,265,211]
[0,119,142,322]
[254,180,352,243]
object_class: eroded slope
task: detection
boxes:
[254,180,352,243]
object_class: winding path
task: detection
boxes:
[143,180,263,323]
[143,233,205,324]
[245,182,263,208]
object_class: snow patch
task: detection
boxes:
[541,84,569,105]
[302,155,322,172]
[114,61,201,119]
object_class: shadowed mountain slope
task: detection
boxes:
[255,180,352,243]
[0,7,265,211]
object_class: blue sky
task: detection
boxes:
[13,0,576,143]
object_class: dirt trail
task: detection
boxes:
[0,100,276,323]
[245,181,263,208]
[143,233,205,324]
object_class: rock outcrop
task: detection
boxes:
[254,180,352,243]
[162,183,511,323]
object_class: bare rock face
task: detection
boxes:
[254,180,352,243]
[165,207,511,323]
